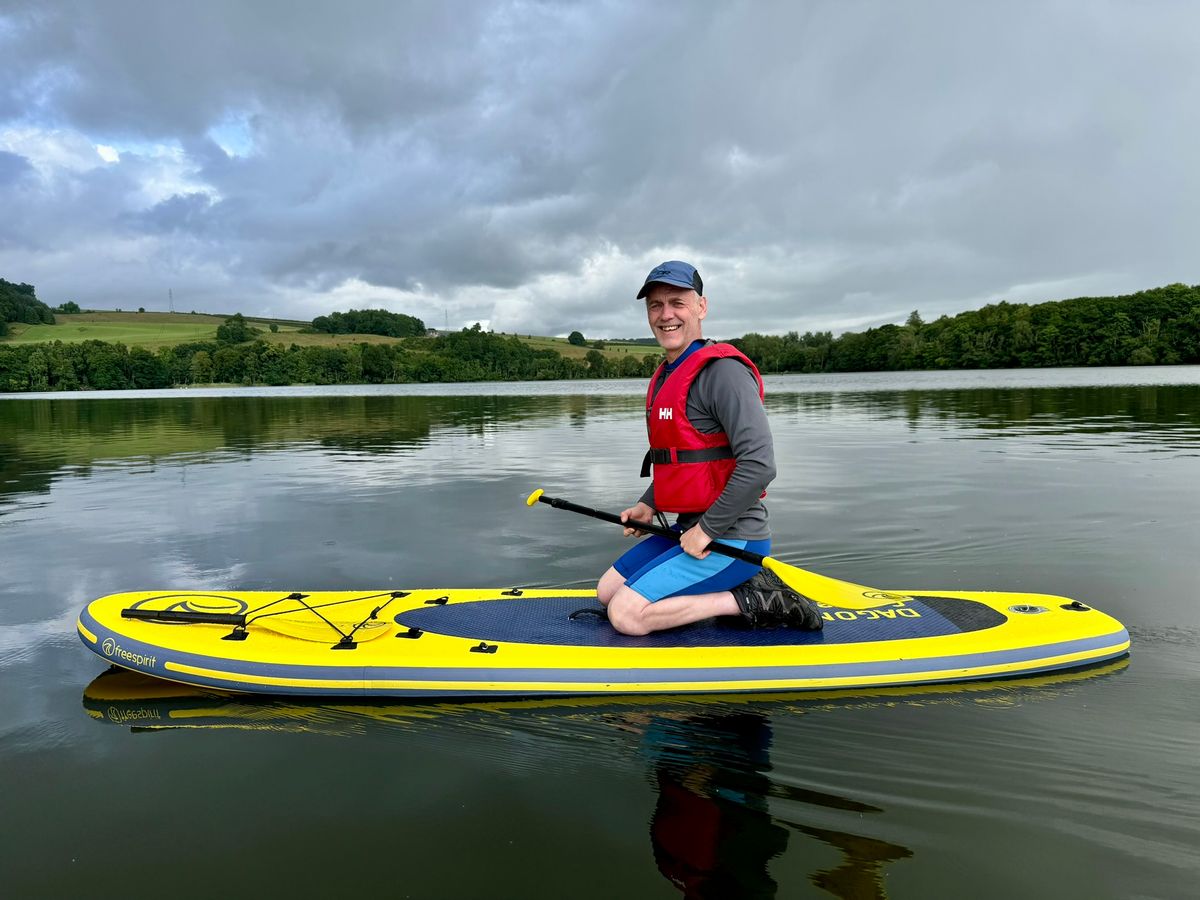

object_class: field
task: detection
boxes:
[494,332,661,360]
[3,312,309,349]
[3,311,665,361]
[6,312,225,348]
[255,330,409,347]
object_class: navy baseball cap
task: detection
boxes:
[636,260,703,299]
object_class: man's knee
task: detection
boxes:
[597,567,626,605]
[607,591,651,636]
[609,608,649,636]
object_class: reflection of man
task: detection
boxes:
[641,710,913,900]
[646,712,789,897]
[597,260,822,635]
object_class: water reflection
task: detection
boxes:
[81,664,1127,898]
[643,712,792,896]
[767,383,1200,448]
[5,381,1198,514]
[0,393,644,508]
[638,710,911,898]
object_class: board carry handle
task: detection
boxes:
[122,608,247,626]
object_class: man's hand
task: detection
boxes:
[620,502,656,537]
[679,523,712,559]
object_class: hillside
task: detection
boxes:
[491,332,661,361]
[7,281,1195,395]
[2,309,661,361]
[4,312,276,348]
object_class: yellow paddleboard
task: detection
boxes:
[78,586,1129,698]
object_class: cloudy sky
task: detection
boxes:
[2,1,1198,339]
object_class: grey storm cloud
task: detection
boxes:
[1,0,1198,337]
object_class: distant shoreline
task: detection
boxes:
[4,282,1200,393]
[4,363,1198,403]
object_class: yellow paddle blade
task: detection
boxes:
[763,558,912,610]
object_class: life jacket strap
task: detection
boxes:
[640,446,735,477]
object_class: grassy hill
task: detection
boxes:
[492,332,661,361]
[3,310,663,361]
[2,312,283,348]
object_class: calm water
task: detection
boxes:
[2,367,1198,899]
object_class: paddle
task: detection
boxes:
[525,489,908,610]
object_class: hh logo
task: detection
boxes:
[658,408,673,420]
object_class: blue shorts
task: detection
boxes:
[612,532,771,603]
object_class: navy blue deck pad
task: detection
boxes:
[393,596,1004,648]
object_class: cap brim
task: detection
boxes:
[636,277,697,299]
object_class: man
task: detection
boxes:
[597,260,822,636]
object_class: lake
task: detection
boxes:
[2,366,1198,898]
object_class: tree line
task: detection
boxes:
[731,283,1200,372]
[2,281,1198,393]
[0,323,661,392]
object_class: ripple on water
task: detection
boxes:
[1126,625,1200,647]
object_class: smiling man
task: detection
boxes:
[596,260,823,635]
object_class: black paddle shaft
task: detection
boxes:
[534,493,767,566]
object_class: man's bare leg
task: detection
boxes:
[606,583,740,636]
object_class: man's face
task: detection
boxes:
[645,283,707,361]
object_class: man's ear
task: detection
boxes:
[697,295,708,320]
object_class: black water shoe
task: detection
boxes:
[731,568,824,630]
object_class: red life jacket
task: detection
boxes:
[643,343,765,514]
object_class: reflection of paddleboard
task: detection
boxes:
[81,660,1130,734]
[77,587,1129,698]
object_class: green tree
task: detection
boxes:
[584,348,608,376]
[618,353,648,377]
[1,278,55,325]
[344,345,363,383]
[190,350,213,384]
[212,346,243,382]
[216,313,258,344]
[568,331,586,346]
[129,347,170,388]
[46,343,79,390]
[310,308,426,337]
[25,349,50,391]
[360,343,397,383]
[82,341,130,389]
[259,344,294,385]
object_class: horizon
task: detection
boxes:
[24,277,1196,344]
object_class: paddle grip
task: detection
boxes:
[534,493,767,566]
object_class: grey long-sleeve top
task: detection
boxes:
[639,352,776,541]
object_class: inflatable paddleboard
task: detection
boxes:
[77,587,1129,698]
